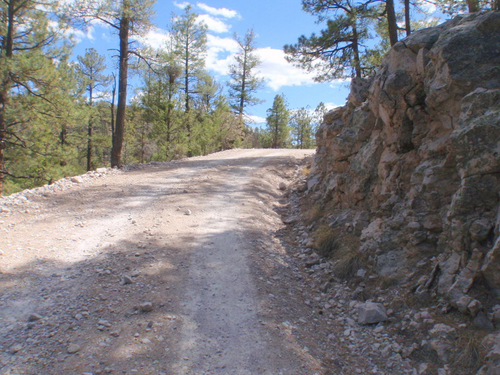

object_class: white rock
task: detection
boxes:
[429,323,455,336]
[356,268,367,277]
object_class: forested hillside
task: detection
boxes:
[1,0,498,196]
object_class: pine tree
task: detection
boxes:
[228,29,264,129]
[266,94,290,149]
[290,107,316,149]
[0,0,77,195]
[212,96,242,150]
[284,0,410,80]
[171,5,207,154]
[76,48,110,171]
[72,0,156,168]
[140,55,184,161]
[284,0,377,80]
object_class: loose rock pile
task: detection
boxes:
[0,168,118,215]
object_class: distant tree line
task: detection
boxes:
[0,1,318,196]
[2,0,493,195]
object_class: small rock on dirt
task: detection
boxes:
[28,313,43,322]
[140,302,154,312]
[9,344,23,354]
[71,176,84,184]
[122,274,133,285]
[358,302,388,324]
[67,343,81,354]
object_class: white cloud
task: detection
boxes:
[246,114,266,125]
[174,1,190,9]
[205,42,322,92]
[255,47,317,91]
[49,20,94,44]
[139,27,171,50]
[207,34,239,53]
[197,14,231,33]
[196,3,241,19]
[328,77,351,89]
[205,35,239,75]
[324,102,343,111]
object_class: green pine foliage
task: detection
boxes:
[290,107,316,149]
[266,94,291,149]
[228,29,264,125]
[0,1,262,196]
[0,0,87,195]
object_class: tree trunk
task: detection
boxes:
[87,88,93,171]
[386,0,398,46]
[0,89,7,196]
[404,0,411,36]
[0,1,16,195]
[184,40,192,156]
[467,0,480,12]
[60,125,68,145]
[352,24,362,78]
[87,118,93,171]
[111,11,130,168]
[166,86,173,159]
[111,74,116,136]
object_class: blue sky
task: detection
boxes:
[69,0,351,127]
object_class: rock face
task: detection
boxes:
[307,12,500,311]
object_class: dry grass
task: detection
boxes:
[312,226,365,280]
[313,225,337,257]
[450,330,486,374]
[301,164,312,177]
[335,252,365,279]
[305,203,325,224]
[375,274,401,289]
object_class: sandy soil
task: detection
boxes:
[0,149,331,375]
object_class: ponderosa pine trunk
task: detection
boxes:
[352,24,362,78]
[467,0,480,12]
[87,87,93,171]
[111,11,130,168]
[0,88,8,196]
[404,0,411,36]
[386,0,398,46]
[0,1,15,195]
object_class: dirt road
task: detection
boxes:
[1,149,328,375]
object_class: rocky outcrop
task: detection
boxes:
[307,10,500,323]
